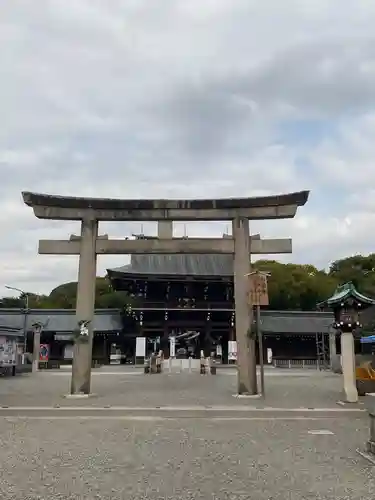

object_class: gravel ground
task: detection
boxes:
[0,416,373,500]
[0,370,356,408]
[0,370,373,499]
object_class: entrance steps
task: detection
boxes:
[163,358,216,374]
[163,358,201,373]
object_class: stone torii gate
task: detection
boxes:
[22,190,309,396]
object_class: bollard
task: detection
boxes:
[144,358,150,374]
[156,351,163,373]
[206,357,211,375]
[200,355,206,374]
[145,353,163,374]
[150,354,156,374]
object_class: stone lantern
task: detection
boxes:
[318,282,375,403]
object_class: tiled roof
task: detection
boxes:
[0,309,333,334]
[0,309,123,333]
[318,282,375,307]
[259,311,333,334]
[108,254,234,277]
[0,326,23,338]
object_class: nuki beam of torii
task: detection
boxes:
[38,234,293,255]
[22,190,309,397]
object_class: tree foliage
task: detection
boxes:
[1,254,375,311]
[329,254,375,298]
[253,260,338,310]
[0,277,135,310]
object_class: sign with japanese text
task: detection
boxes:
[248,272,269,306]
[228,340,237,361]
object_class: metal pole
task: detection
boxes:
[315,332,321,371]
[32,324,41,373]
[23,293,29,353]
[257,303,265,398]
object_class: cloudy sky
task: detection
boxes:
[1,0,375,297]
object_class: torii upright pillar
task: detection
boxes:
[233,217,256,395]
[70,217,98,395]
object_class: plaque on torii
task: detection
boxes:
[248,271,269,306]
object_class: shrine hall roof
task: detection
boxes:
[317,281,375,308]
[107,254,234,279]
[0,308,334,334]
[0,309,122,333]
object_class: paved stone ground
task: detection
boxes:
[0,416,373,499]
[0,368,360,409]
[0,370,374,499]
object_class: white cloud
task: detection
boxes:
[1,0,375,296]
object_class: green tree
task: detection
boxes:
[254,260,338,310]
[329,254,375,298]
[0,296,25,308]
[48,277,134,309]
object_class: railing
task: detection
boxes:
[130,301,233,310]
[273,358,321,369]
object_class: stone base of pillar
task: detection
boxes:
[63,393,97,399]
[135,356,144,365]
[367,440,375,455]
[232,393,262,399]
[340,387,359,404]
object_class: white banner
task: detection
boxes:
[267,348,273,364]
[228,341,237,361]
[169,336,176,358]
[136,337,146,357]
[64,344,74,360]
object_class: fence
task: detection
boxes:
[273,358,323,369]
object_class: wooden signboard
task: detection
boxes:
[248,272,269,306]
